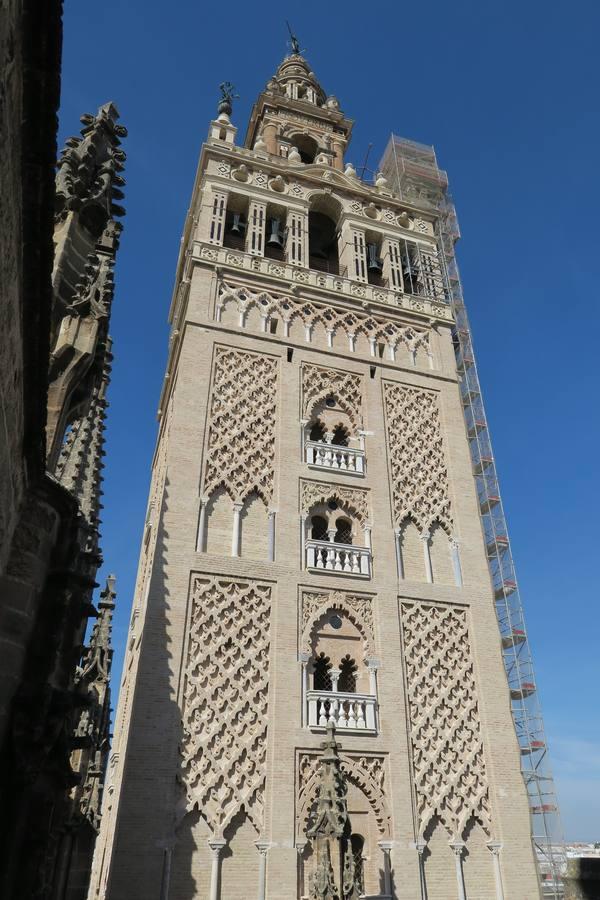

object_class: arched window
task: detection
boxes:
[334,517,353,545]
[309,420,326,442]
[331,423,350,447]
[313,652,332,691]
[311,515,328,541]
[338,655,358,693]
[350,834,365,895]
[308,212,339,274]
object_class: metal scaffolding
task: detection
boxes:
[379,134,566,897]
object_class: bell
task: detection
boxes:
[366,242,383,273]
[229,213,246,235]
[266,217,283,247]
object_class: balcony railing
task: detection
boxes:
[306,441,366,475]
[305,539,371,577]
[307,690,377,733]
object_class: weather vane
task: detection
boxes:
[217,81,239,117]
[286,21,303,55]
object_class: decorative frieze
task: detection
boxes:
[179,576,272,836]
[400,601,492,840]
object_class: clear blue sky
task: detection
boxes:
[58,0,600,841]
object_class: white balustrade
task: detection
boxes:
[306,440,365,475]
[306,690,377,733]
[305,539,371,577]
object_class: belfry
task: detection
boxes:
[90,40,562,900]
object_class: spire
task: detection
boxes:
[306,725,361,900]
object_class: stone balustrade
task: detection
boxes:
[307,690,377,733]
[306,441,365,475]
[305,539,371,577]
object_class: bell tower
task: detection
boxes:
[91,41,546,900]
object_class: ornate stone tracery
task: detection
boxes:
[383,382,453,534]
[300,590,375,656]
[300,479,369,526]
[203,346,278,505]
[179,576,272,837]
[301,364,363,433]
[298,751,390,840]
[400,601,492,841]
[218,281,430,356]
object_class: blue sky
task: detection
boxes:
[58,0,600,840]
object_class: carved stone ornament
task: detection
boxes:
[218,281,431,355]
[301,364,363,432]
[179,577,272,836]
[400,601,492,840]
[203,346,278,505]
[383,382,453,533]
[300,479,369,526]
[301,590,375,655]
[298,749,390,840]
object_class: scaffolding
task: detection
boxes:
[379,135,566,897]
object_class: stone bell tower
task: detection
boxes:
[90,43,544,900]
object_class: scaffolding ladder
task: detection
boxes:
[379,135,566,897]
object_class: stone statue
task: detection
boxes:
[218,81,238,117]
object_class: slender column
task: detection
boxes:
[260,313,269,332]
[208,839,227,900]
[300,418,309,460]
[215,304,223,322]
[255,841,271,900]
[451,538,463,587]
[296,842,307,898]
[365,657,380,730]
[239,308,247,328]
[363,523,372,550]
[378,841,394,896]
[450,841,466,900]
[283,318,290,337]
[305,324,313,342]
[414,840,427,900]
[196,497,208,552]
[421,531,433,583]
[387,342,396,361]
[326,328,334,347]
[394,527,404,578]
[487,842,505,900]
[299,651,310,727]
[369,336,377,357]
[232,502,243,557]
[348,332,356,352]
[330,667,341,693]
[300,513,307,569]
[158,838,176,900]
[268,510,276,561]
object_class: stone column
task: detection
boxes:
[487,842,505,900]
[414,839,427,900]
[330,667,341,693]
[450,841,466,900]
[232,502,243,557]
[299,651,311,727]
[301,513,308,568]
[451,538,463,587]
[208,839,227,900]
[378,840,394,896]
[394,527,404,578]
[365,657,380,730]
[296,842,307,898]
[196,496,208,552]
[255,840,272,900]
[268,510,276,562]
[363,523,372,550]
[421,531,433,583]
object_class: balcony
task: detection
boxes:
[305,539,371,577]
[307,690,377,733]
[306,441,365,475]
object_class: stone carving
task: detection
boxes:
[203,347,278,505]
[301,364,363,432]
[300,479,369,526]
[218,281,430,357]
[383,382,453,533]
[180,577,272,836]
[298,749,390,839]
[301,590,375,655]
[400,601,492,840]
